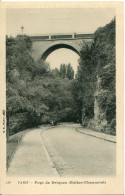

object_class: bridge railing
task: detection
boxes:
[51,34,72,39]
[74,34,94,39]
[30,33,94,41]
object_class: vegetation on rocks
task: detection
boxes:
[76,18,116,135]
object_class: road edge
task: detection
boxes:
[40,128,60,177]
[76,128,116,143]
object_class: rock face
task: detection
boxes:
[82,75,108,133]
[81,18,116,135]
[94,76,107,132]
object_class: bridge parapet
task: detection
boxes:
[30,33,94,41]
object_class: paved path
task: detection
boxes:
[7,129,58,176]
[7,124,116,176]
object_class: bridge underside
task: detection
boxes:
[41,43,80,61]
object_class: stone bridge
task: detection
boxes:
[29,33,94,61]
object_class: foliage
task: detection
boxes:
[60,63,74,79]
[76,43,97,120]
[6,35,77,137]
[94,18,116,129]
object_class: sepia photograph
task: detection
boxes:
[0,2,124,195]
[6,7,116,177]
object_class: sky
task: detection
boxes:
[6,8,115,73]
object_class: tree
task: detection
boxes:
[66,63,74,79]
[59,64,66,78]
[51,68,60,77]
[6,35,35,139]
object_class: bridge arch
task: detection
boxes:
[41,43,80,61]
[30,34,94,61]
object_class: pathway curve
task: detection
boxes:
[7,124,116,177]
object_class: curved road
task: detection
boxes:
[7,124,116,177]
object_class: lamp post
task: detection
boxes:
[21,26,24,35]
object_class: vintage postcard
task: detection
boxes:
[0,1,124,195]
